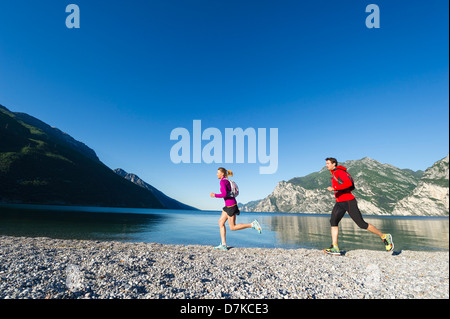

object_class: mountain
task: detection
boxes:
[114,168,199,210]
[392,155,449,216]
[240,156,448,216]
[12,111,100,162]
[0,104,165,208]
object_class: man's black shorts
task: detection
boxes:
[330,199,369,229]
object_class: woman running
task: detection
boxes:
[210,167,262,251]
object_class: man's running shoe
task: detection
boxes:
[323,245,341,256]
[213,243,229,251]
[251,220,262,234]
[382,234,394,252]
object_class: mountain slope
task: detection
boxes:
[239,157,447,216]
[114,168,199,210]
[12,111,100,162]
[392,155,449,216]
[0,104,165,208]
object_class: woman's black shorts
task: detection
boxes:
[223,204,240,217]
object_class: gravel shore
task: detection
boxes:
[0,235,448,299]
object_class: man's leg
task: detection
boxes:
[324,203,346,254]
[347,199,394,251]
[347,199,382,237]
[367,223,383,238]
[330,202,346,246]
[331,226,339,245]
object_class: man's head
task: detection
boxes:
[325,157,338,171]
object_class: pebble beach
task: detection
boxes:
[0,235,448,299]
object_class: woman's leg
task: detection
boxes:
[218,210,228,244]
[227,214,252,231]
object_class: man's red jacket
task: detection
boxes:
[331,166,355,202]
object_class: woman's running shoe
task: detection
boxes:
[213,243,229,251]
[382,234,394,252]
[251,220,262,234]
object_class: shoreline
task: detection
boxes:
[2,203,449,218]
[0,235,448,299]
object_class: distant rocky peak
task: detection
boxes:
[113,168,128,177]
[421,154,449,184]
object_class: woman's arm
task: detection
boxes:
[213,180,228,198]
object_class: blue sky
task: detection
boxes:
[0,0,448,210]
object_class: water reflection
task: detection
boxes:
[264,214,449,251]
[0,206,169,242]
[0,205,448,251]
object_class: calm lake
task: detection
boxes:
[0,204,448,252]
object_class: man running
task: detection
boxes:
[323,157,394,255]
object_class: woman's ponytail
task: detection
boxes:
[218,167,233,177]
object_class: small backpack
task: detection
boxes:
[333,169,355,192]
[225,178,239,197]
